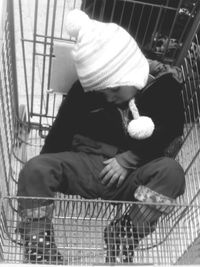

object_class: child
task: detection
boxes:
[17,10,185,264]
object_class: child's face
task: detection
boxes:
[99,86,138,106]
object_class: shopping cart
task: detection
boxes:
[0,0,200,265]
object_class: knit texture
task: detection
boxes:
[65,9,154,139]
[65,9,149,92]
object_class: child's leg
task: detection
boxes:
[17,216,65,264]
[131,156,185,229]
[17,151,105,263]
[17,151,107,208]
[104,157,185,263]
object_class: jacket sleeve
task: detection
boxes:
[116,74,185,167]
[40,81,84,154]
[41,81,106,154]
[115,150,142,170]
[148,59,183,84]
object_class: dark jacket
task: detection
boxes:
[41,72,184,169]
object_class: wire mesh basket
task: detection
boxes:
[1,197,200,265]
[0,0,200,265]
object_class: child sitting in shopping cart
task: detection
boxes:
[16,9,185,264]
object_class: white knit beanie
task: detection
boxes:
[65,9,155,139]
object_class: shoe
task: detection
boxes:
[104,214,139,263]
[16,218,65,264]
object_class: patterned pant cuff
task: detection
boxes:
[19,203,54,221]
[134,185,176,214]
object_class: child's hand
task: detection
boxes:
[99,158,128,188]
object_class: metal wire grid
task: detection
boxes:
[174,34,200,266]
[1,197,200,265]
[177,32,200,208]
[82,0,199,59]
[0,0,18,198]
[0,0,200,265]
[14,0,200,129]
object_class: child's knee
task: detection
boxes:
[18,155,51,196]
[19,156,43,181]
[162,157,185,191]
[151,157,185,198]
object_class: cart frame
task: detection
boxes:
[0,0,200,265]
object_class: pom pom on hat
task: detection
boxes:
[128,98,155,139]
[65,9,90,38]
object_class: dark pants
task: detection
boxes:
[17,136,185,214]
